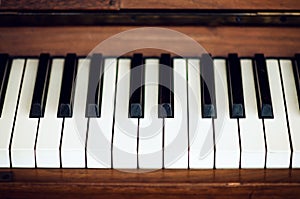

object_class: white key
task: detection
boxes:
[36,59,64,168]
[188,59,214,169]
[61,59,90,168]
[239,59,265,168]
[279,59,300,168]
[214,59,240,168]
[164,58,188,169]
[0,59,25,167]
[264,59,290,168]
[11,59,39,168]
[113,59,138,169]
[87,58,117,168]
[139,59,163,169]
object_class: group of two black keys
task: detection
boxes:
[1,53,300,120]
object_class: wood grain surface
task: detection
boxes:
[0,0,299,10]
[0,26,299,57]
[121,0,300,10]
[0,169,299,199]
[0,0,120,10]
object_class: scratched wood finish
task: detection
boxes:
[0,169,299,199]
[0,26,299,57]
[0,0,120,10]
[121,0,300,10]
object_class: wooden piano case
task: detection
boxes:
[0,0,300,198]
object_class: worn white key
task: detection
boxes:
[188,59,214,169]
[61,59,90,168]
[214,59,240,168]
[11,59,39,168]
[239,59,265,168]
[36,59,64,168]
[0,59,25,167]
[139,59,163,169]
[279,59,300,168]
[87,58,117,168]
[113,59,138,169]
[264,59,290,168]
[164,58,188,169]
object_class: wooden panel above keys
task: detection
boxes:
[0,26,299,57]
[0,0,300,10]
[0,0,120,10]
[121,0,300,10]
[0,0,299,10]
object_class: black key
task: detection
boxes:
[30,53,52,118]
[253,54,273,118]
[86,54,104,118]
[226,53,245,118]
[0,54,11,117]
[129,53,145,118]
[158,53,174,118]
[200,53,216,118]
[57,53,78,118]
[292,54,300,109]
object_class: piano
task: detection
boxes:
[0,0,300,198]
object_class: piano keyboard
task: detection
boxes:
[0,53,299,169]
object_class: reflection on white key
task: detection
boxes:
[61,59,90,168]
[139,59,163,169]
[279,60,300,168]
[164,58,188,169]
[188,59,214,169]
[87,58,117,168]
[214,59,240,168]
[264,59,290,168]
[0,59,25,167]
[36,59,64,168]
[11,59,39,168]
[239,59,265,168]
[113,59,138,169]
